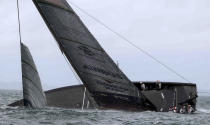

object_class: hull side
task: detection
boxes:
[9,81,197,113]
[45,85,97,109]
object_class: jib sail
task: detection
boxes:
[21,43,47,108]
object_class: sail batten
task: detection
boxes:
[33,0,142,106]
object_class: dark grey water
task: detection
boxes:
[0,90,209,125]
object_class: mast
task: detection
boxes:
[16,0,23,88]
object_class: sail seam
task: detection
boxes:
[22,75,45,96]
[37,0,75,14]
[59,37,104,52]
[79,71,130,87]
[22,60,38,74]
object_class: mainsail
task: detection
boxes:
[21,43,47,108]
[32,0,142,106]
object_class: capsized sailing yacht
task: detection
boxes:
[10,0,197,113]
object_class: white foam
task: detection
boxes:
[0,105,19,110]
[198,108,210,114]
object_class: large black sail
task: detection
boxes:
[32,0,142,107]
[21,43,47,108]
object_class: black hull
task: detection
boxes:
[91,91,154,111]
[45,85,97,109]
[9,81,197,113]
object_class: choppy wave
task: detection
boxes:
[0,90,210,125]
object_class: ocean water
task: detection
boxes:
[0,90,209,125]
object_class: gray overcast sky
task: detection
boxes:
[0,0,209,91]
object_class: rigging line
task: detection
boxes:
[16,0,23,89]
[67,1,191,83]
[87,100,90,109]
[16,0,22,44]
[82,87,87,110]
[63,51,87,110]
[63,54,83,85]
